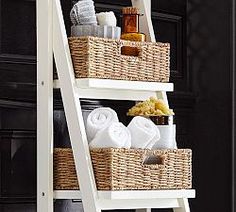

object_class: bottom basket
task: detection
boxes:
[54,148,192,190]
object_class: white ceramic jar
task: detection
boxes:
[152,124,177,149]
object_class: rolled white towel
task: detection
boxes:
[152,125,177,149]
[145,127,161,149]
[86,107,119,142]
[127,116,161,149]
[70,0,97,25]
[89,122,131,148]
[96,12,117,26]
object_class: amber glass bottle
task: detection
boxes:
[121,7,146,56]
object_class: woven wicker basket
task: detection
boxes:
[54,148,192,190]
[68,36,170,82]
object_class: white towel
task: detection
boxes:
[152,125,177,149]
[86,107,119,142]
[145,127,161,149]
[89,122,131,148]
[70,0,97,25]
[127,116,161,149]
[96,12,117,26]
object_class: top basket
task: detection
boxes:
[68,36,170,82]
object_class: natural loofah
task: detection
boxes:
[70,0,97,26]
[127,97,174,116]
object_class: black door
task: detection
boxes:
[0,0,234,211]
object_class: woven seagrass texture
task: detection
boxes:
[68,36,170,82]
[54,148,192,190]
[54,148,79,190]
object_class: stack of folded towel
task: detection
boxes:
[70,0,117,27]
[70,1,121,39]
[70,0,97,26]
[86,107,161,149]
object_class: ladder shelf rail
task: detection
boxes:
[53,0,99,211]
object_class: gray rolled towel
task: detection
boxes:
[70,0,97,26]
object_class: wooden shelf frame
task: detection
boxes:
[37,0,195,212]
[54,78,174,101]
[54,190,196,200]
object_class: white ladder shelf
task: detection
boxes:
[37,0,196,212]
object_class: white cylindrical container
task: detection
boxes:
[152,124,177,149]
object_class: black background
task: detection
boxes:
[0,0,234,211]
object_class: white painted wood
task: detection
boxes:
[146,0,151,15]
[173,198,190,212]
[37,0,54,211]
[156,90,170,107]
[53,189,194,211]
[136,209,151,212]
[52,0,100,212]
[131,0,156,42]
[75,89,166,101]
[131,0,170,110]
[54,79,173,101]
[54,78,174,92]
[98,199,179,210]
[53,190,196,200]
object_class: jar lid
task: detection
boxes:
[122,7,140,15]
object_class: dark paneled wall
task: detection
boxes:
[0,0,233,211]
[188,0,233,211]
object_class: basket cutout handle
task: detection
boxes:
[142,153,166,169]
[120,46,141,57]
[118,40,145,61]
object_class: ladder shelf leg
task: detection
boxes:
[52,0,99,211]
[37,0,54,211]
[173,198,190,212]
[156,91,169,107]
[131,0,155,42]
